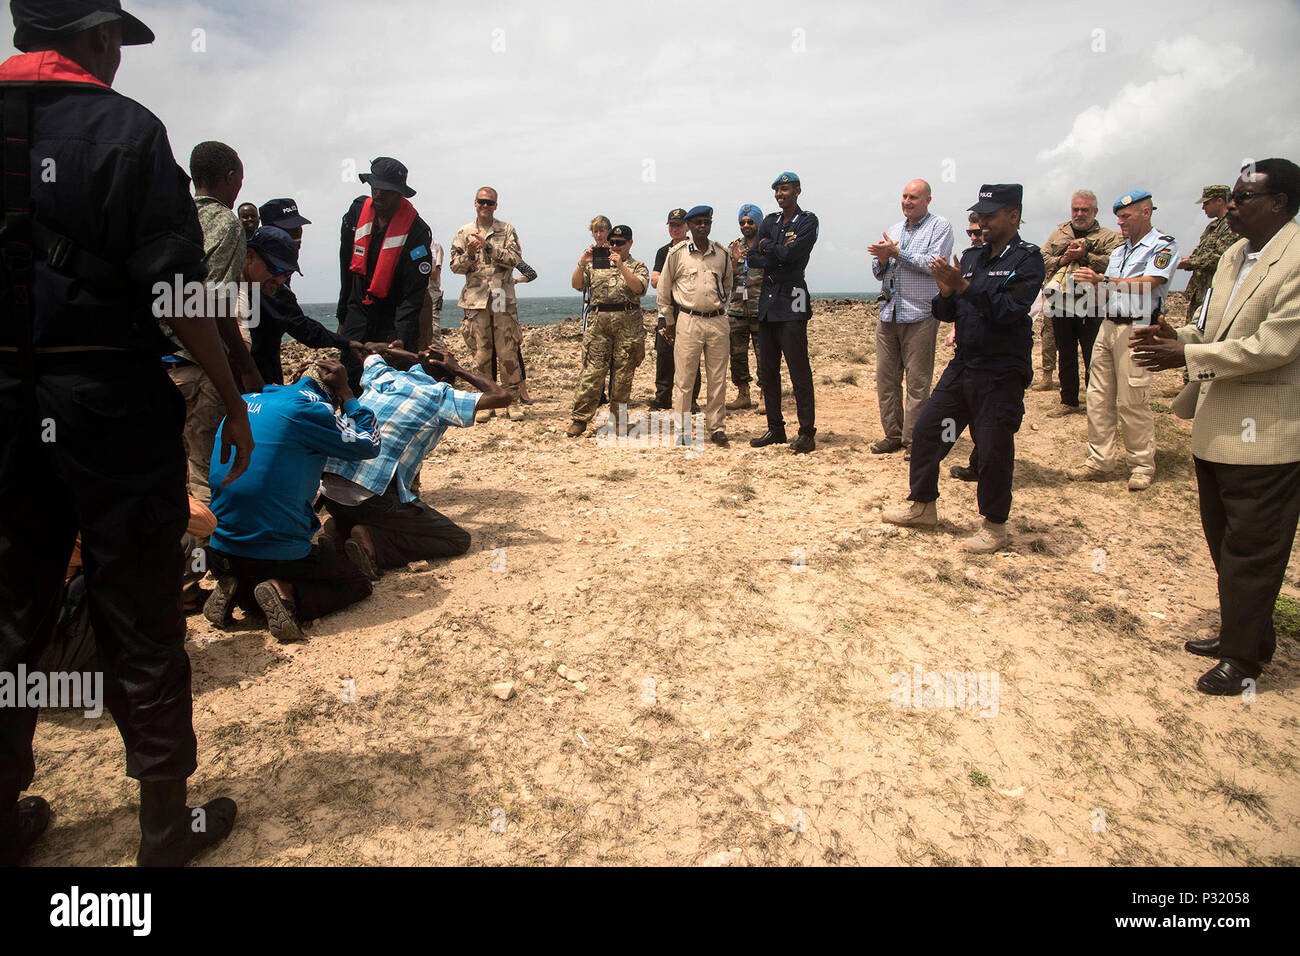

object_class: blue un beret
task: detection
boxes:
[1114,189,1155,213]
[685,205,713,220]
[771,171,800,188]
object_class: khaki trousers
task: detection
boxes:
[463,306,522,399]
[672,313,729,435]
[167,363,223,505]
[1085,319,1155,477]
[875,317,937,445]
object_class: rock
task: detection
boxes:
[566,669,584,683]
[491,681,515,701]
[407,560,432,572]
[703,847,743,867]
[615,745,637,759]
[450,622,460,631]
[523,669,535,680]
[557,664,568,678]
[574,681,588,693]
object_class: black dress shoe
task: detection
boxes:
[789,434,815,454]
[1196,660,1259,696]
[710,431,729,447]
[750,430,788,448]
[950,464,977,482]
[1184,637,1220,658]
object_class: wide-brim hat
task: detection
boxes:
[12,0,154,51]
[359,156,416,198]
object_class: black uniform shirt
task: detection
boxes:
[932,232,1045,380]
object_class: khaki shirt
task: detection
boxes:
[656,239,733,327]
[582,256,649,309]
[449,218,521,310]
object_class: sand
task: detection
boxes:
[27,294,1300,866]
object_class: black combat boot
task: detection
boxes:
[0,787,50,866]
[137,780,237,867]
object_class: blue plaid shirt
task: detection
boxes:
[325,355,479,503]
[871,213,954,323]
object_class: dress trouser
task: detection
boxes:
[875,316,938,445]
[1085,318,1155,477]
[673,313,730,435]
[908,361,1026,524]
[757,318,816,437]
[205,544,372,623]
[0,356,197,795]
[1193,456,1300,675]
[654,317,699,408]
[1053,314,1102,407]
[324,479,471,567]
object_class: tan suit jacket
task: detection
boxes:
[1173,219,1300,464]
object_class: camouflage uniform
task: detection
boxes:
[726,236,763,388]
[1039,219,1122,374]
[1184,215,1237,322]
[450,218,523,397]
[571,256,650,424]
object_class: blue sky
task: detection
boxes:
[5,0,1299,302]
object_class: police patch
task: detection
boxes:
[418,261,432,275]
[1154,250,1172,270]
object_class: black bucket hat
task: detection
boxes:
[11,0,155,51]
[359,157,416,198]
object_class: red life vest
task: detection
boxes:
[349,197,417,304]
[0,50,110,87]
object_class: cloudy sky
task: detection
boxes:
[5,0,1299,303]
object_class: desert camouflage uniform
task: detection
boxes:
[571,257,649,424]
[726,236,764,388]
[1184,215,1236,322]
[450,218,523,397]
[1039,219,1122,373]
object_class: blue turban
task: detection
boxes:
[738,204,762,223]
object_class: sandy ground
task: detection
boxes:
[28,294,1300,866]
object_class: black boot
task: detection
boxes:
[137,780,237,867]
[0,787,50,866]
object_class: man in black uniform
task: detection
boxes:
[883,184,1045,553]
[336,157,433,392]
[748,171,820,453]
[0,0,253,865]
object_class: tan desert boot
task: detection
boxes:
[506,404,525,421]
[881,500,938,528]
[726,384,752,410]
[961,519,1007,553]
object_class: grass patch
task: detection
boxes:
[1209,776,1271,820]
[968,769,990,788]
[1275,595,1300,640]
[839,370,860,386]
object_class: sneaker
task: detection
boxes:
[252,581,306,643]
[961,519,1008,553]
[203,575,239,628]
[1068,464,1110,481]
[870,437,904,454]
[881,500,938,527]
[1128,473,1153,492]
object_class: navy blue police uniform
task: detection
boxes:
[907,188,1045,524]
[747,172,820,441]
[0,42,206,839]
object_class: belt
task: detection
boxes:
[592,304,639,313]
[680,308,725,318]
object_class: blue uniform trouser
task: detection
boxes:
[907,361,1026,524]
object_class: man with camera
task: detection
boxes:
[658,206,734,446]
[450,185,525,422]
[567,225,649,438]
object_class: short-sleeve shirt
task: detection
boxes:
[1103,227,1179,320]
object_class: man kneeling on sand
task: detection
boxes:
[205,359,382,641]
[319,342,510,576]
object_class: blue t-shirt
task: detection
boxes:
[209,379,381,560]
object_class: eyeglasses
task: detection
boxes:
[1228,190,1276,204]
[476,198,497,206]
[966,228,982,236]
[609,239,628,247]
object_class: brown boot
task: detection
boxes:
[881,500,938,528]
[726,384,752,410]
[566,420,586,438]
[961,519,1008,553]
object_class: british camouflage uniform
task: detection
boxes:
[571,256,649,424]
[727,236,763,389]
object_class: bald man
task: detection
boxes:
[869,179,954,457]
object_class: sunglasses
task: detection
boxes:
[966,228,982,236]
[740,219,755,226]
[1228,190,1276,204]
[476,198,497,206]
[609,239,628,247]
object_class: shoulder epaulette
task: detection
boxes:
[1159,235,1175,243]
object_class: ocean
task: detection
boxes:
[301,292,882,332]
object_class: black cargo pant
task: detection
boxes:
[1053,314,1102,407]
[1194,456,1300,675]
[323,478,471,567]
[0,356,197,800]
[908,361,1026,524]
[205,544,371,623]
[758,318,816,437]
[654,317,699,408]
